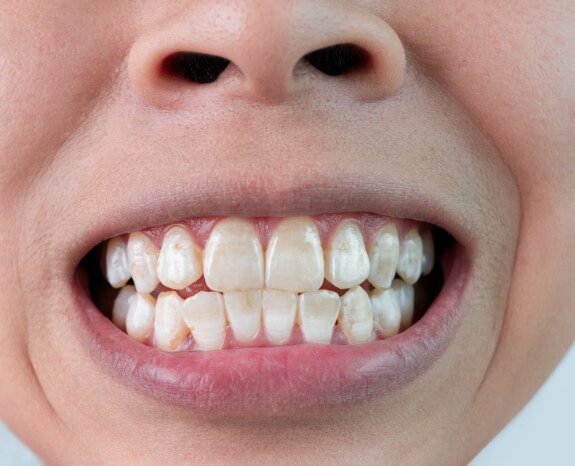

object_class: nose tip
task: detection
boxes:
[128,0,406,107]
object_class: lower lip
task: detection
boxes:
[72,245,469,414]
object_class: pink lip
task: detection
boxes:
[71,242,469,414]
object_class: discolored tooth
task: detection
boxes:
[391,279,415,329]
[224,291,262,343]
[157,226,202,290]
[126,293,156,343]
[182,292,227,351]
[154,292,189,352]
[397,229,423,285]
[368,223,400,289]
[203,218,264,292]
[370,288,401,339]
[421,229,435,276]
[266,217,324,293]
[339,286,374,345]
[112,285,136,331]
[127,232,160,294]
[262,290,297,345]
[297,291,340,344]
[324,222,370,289]
[105,237,131,288]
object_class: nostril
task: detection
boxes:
[303,44,370,77]
[162,52,231,84]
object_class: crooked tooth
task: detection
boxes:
[105,237,131,288]
[339,286,374,345]
[266,217,324,293]
[112,285,136,331]
[154,292,189,352]
[127,232,160,294]
[297,291,340,344]
[157,226,203,290]
[126,293,156,343]
[397,229,423,285]
[368,223,400,289]
[391,279,415,329]
[182,292,227,351]
[324,222,370,289]
[224,290,262,343]
[204,218,264,292]
[421,229,435,276]
[370,288,401,339]
[262,290,297,346]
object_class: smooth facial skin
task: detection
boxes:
[1,0,574,464]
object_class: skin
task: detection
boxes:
[0,0,574,464]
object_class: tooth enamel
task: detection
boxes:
[370,288,401,339]
[203,218,264,292]
[262,290,297,345]
[297,291,340,344]
[421,229,435,276]
[397,229,423,285]
[182,292,227,351]
[112,285,136,331]
[127,232,160,294]
[157,226,203,290]
[324,222,370,289]
[266,217,324,293]
[224,290,262,343]
[126,293,156,343]
[154,292,189,352]
[391,279,415,329]
[105,237,131,288]
[339,286,374,345]
[368,223,400,289]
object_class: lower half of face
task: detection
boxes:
[0,0,573,464]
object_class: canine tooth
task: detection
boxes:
[262,290,297,345]
[391,279,415,329]
[266,217,324,293]
[224,291,262,343]
[105,237,131,288]
[339,286,374,345]
[127,232,160,294]
[154,292,189,352]
[324,222,370,289]
[370,288,401,339]
[112,285,136,331]
[368,223,400,289]
[397,229,423,285]
[126,293,156,343]
[157,226,202,290]
[297,291,340,344]
[204,218,264,292]
[182,292,227,351]
[421,229,435,276]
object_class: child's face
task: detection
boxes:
[1,0,573,463]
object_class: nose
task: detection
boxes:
[128,0,406,107]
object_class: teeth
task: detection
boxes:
[154,292,189,352]
[421,229,435,276]
[266,217,324,293]
[224,290,262,343]
[126,293,156,343]
[112,285,136,331]
[297,291,340,344]
[262,290,297,345]
[105,237,131,288]
[339,286,374,345]
[203,218,264,292]
[157,226,203,290]
[370,288,401,339]
[391,279,415,329]
[397,229,423,285]
[182,292,227,351]
[368,223,400,289]
[127,232,160,294]
[324,222,370,289]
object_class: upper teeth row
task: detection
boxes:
[105,217,435,294]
